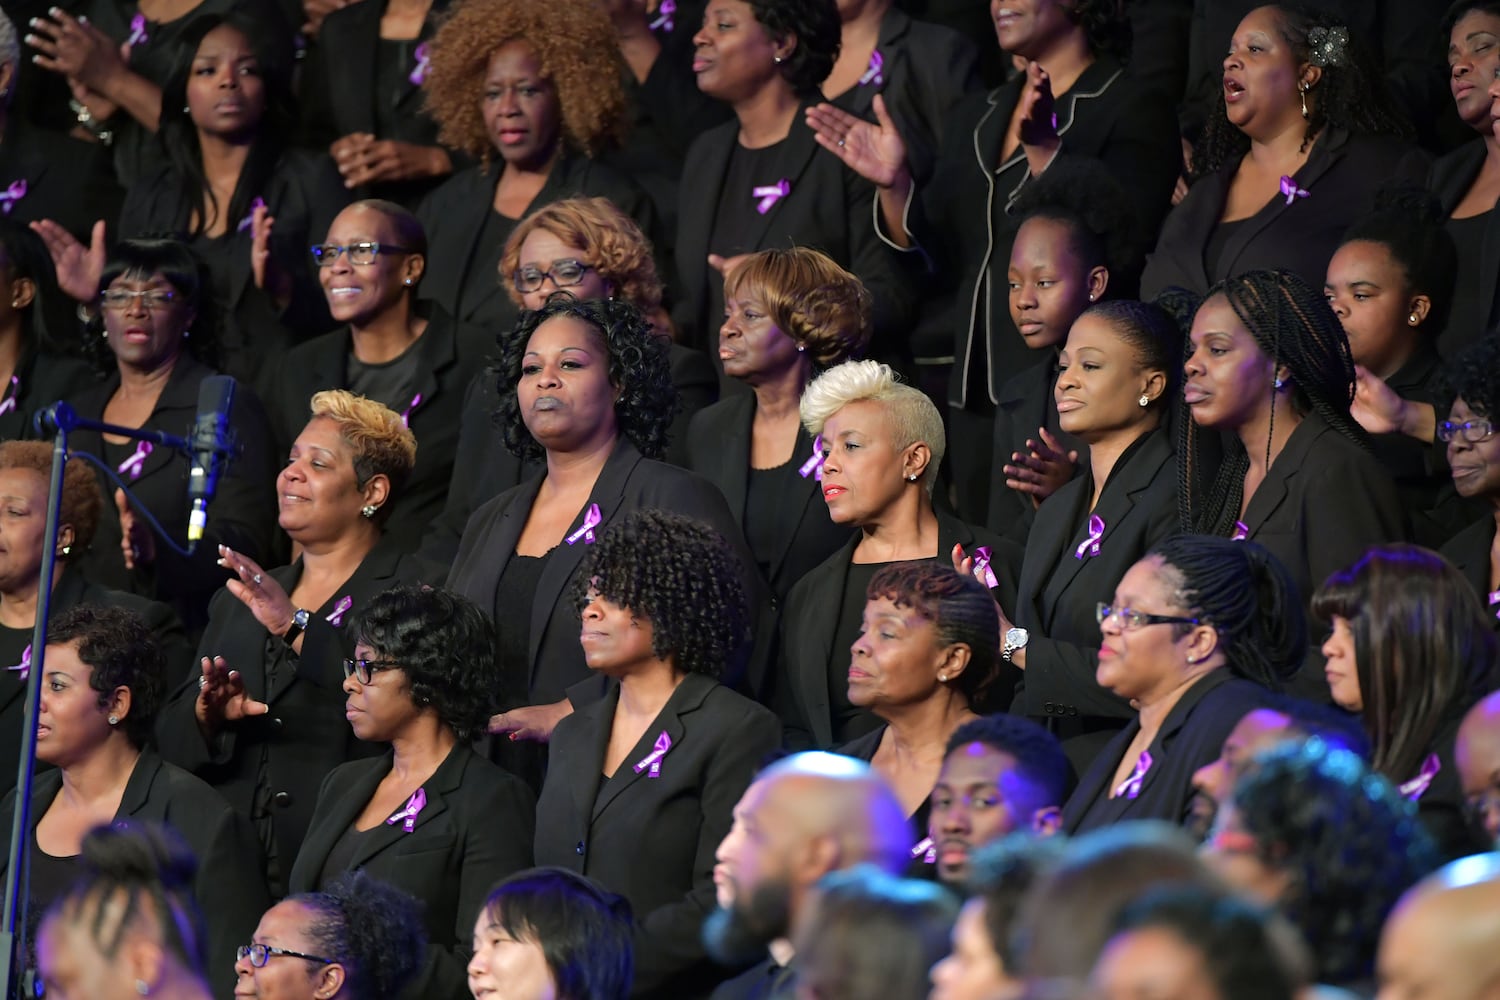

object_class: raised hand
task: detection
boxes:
[1004,427,1078,508]
[805,95,910,190]
[1016,61,1058,148]
[218,545,299,637]
[951,542,1014,632]
[25,10,127,94]
[1350,365,1406,436]
[707,253,751,280]
[31,219,106,304]
[116,488,156,570]
[302,0,352,36]
[488,699,575,743]
[194,654,270,738]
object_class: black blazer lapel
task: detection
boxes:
[1018,479,1087,629]
[590,674,711,821]
[563,688,616,826]
[768,426,828,584]
[1219,129,1351,276]
[796,536,859,741]
[346,748,463,870]
[1240,417,1321,536]
[295,754,390,879]
[403,308,459,425]
[714,396,755,524]
[679,125,735,315]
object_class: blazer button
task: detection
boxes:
[1043,702,1055,714]
[271,717,284,732]
[1068,707,1078,717]
[273,791,293,809]
[575,840,585,855]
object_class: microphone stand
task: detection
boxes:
[0,402,191,999]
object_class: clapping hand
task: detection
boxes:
[193,654,269,738]
[805,95,910,190]
[1003,427,1078,508]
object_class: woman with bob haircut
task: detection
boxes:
[1314,544,1498,858]
[468,867,634,1000]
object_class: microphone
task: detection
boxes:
[186,376,238,552]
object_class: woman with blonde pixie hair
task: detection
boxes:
[689,247,871,603]
[776,360,1021,749]
[158,390,425,899]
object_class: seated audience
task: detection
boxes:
[1377,851,1500,1000]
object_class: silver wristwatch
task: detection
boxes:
[1001,627,1029,663]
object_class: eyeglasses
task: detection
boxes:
[100,289,177,311]
[513,259,593,293]
[236,944,334,968]
[309,242,416,267]
[1437,419,1496,443]
[1095,603,1201,630]
[341,658,402,684]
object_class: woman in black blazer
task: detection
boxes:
[1438,335,1500,626]
[0,604,268,1000]
[271,200,492,555]
[535,510,781,999]
[1010,301,1182,775]
[1140,6,1425,301]
[1063,536,1301,834]
[415,0,657,336]
[289,585,534,1000]
[675,0,916,361]
[687,246,868,604]
[778,360,1021,749]
[155,390,420,898]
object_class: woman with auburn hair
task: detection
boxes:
[1314,544,1498,858]
[688,246,871,603]
[415,0,657,334]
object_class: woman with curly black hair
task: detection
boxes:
[1142,5,1425,300]
[1438,334,1500,620]
[535,508,781,999]
[289,583,535,1000]
[238,869,428,1000]
[1063,535,1302,833]
[446,296,764,783]
[1205,739,1440,989]
[1178,269,1405,693]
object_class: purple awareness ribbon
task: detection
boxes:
[798,435,826,481]
[633,731,673,778]
[566,503,602,545]
[386,788,427,833]
[6,644,30,681]
[1398,753,1442,801]
[0,376,19,416]
[1074,514,1105,559]
[1278,176,1309,205]
[1231,520,1249,541]
[859,50,884,87]
[650,0,676,32]
[753,178,791,215]
[910,836,936,864]
[126,13,148,49]
[1112,750,1152,800]
[236,196,267,233]
[1489,589,1499,622]
[972,546,999,589]
[0,180,27,216]
[400,392,423,427]
[409,42,431,86]
[118,441,153,480]
[325,595,353,628]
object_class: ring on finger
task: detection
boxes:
[252,573,263,585]
[198,675,209,690]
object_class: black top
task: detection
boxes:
[743,460,798,581]
[830,561,894,745]
[465,209,519,329]
[987,350,1087,546]
[495,552,550,706]
[373,39,420,141]
[319,821,382,887]
[1441,515,1499,632]
[707,142,805,352]
[1202,217,1248,281]
[0,349,98,444]
[1428,140,1500,357]
[347,341,424,411]
[1443,211,1490,357]
[25,828,76,915]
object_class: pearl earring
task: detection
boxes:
[108,714,119,726]
[1408,312,1418,325]
[937,673,949,682]
[795,343,804,352]
[1138,394,1150,407]
[404,278,413,286]
[361,504,378,518]
[773,54,783,64]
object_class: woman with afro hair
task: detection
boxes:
[414,0,658,335]
[1437,333,1500,627]
[535,508,781,999]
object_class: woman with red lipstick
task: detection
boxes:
[1178,268,1405,698]
[1438,335,1500,625]
[777,359,1020,749]
[1141,5,1423,301]
[156,390,420,900]
[416,0,656,336]
[687,246,870,604]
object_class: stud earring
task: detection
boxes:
[361,504,378,518]
[907,474,918,482]
[1273,377,1285,390]
[773,54,783,64]
[108,714,119,726]
[136,979,152,996]
[404,278,413,286]
[937,673,949,682]
[1408,312,1419,325]
[1138,394,1150,407]
[795,343,804,352]
[1088,292,1096,302]
[1298,81,1309,119]
[57,544,71,557]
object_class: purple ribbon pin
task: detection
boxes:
[633,731,673,778]
[753,178,791,215]
[798,435,826,481]
[325,595,353,628]
[126,13,149,49]
[386,788,427,833]
[911,836,936,864]
[1074,514,1105,559]
[972,546,999,589]
[401,392,423,427]
[650,0,676,32]
[409,42,431,86]
[1113,750,1152,800]
[1489,589,1499,621]
[0,180,27,216]
[859,50,884,87]
[0,376,19,416]
[6,644,30,681]
[1398,753,1442,801]
[236,196,267,233]
[118,441,153,480]
[1231,520,1249,541]
[566,503,602,546]
[1278,176,1309,205]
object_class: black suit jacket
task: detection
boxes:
[776,509,1023,749]
[1428,139,1500,354]
[269,305,493,553]
[686,394,856,604]
[446,439,769,706]
[536,673,782,999]
[1440,514,1498,632]
[288,744,535,1000]
[1141,129,1429,299]
[0,119,122,241]
[1063,671,1274,834]
[68,357,280,637]
[985,355,1087,546]
[155,539,423,889]
[0,349,99,444]
[0,751,269,999]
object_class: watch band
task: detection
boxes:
[282,608,311,647]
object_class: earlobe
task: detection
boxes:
[314,963,347,999]
[1032,806,1063,836]
[1088,266,1110,303]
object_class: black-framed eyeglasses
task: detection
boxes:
[236,944,335,968]
[341,658,402,684]
[310,242,416,267]
[1438,419,1496,444]
[100,288,177,311]
[513,259,593,293]
[1096,603,1201,630]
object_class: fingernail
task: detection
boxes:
[508,733,518,741]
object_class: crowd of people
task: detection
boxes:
[0,0,1498,998]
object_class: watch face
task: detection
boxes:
[1005,627,1028,647]
[293,609,310,627]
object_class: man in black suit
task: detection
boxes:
[704,752,909,1000]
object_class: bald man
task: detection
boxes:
[705,752,909,1000]
[1378,853,1500,1000]
[1458,691,1500,848]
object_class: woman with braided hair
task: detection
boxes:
[1179,268,1405,699]
[1063,535,1303,833]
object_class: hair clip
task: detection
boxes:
[1307,25,1349,68]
